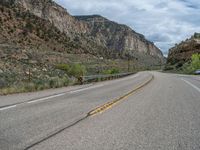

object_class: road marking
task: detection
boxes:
[27,93,66,104]
[88,75,154,116]
[23,74,153,150]
[0,105,17,111]
[0,74,139,111]
[0,84,104,110]
[21,74,151,149]
[182,79,200,92]
[69,84,104,94]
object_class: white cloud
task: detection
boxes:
[54,0,200,54]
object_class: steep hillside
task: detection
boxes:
[1,0,164,61]
[0,4,106,92]
[167,33,200,65]
[0,0,165,94]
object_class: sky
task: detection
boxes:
[54,0,200,56]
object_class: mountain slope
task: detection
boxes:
[1,0,164,62]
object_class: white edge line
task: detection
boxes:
[0,105,17,111]
[182,79,200,92]
[27,93,66,104]
[0,74,139,110]
[0,93,66,111]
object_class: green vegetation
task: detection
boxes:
[102,68,120,75]
[56,63,87,78]
[191,54,200,69]
[182,53,200,74]
[69,64,87,78]
[0,76,70,95]
[194,33,200,39]
[0,63,87,95]
[55,64,71,72]
[164,53,200,74]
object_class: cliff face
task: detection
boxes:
[75,15,164,60]
[1,0,89,35]
[167,33,200,65]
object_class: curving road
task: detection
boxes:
[0,72,200,150]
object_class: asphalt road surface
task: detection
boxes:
[0,72,200,150]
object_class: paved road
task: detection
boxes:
[1,72,200,150]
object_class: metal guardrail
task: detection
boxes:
[82,72,135,83]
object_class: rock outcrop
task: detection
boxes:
[167,33,200,65]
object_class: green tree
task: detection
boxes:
[182,53,200,74]
[190,53,200,70]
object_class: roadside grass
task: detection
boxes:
[102,68,120,75]
[0,76,72,95]
[0,57,160,95]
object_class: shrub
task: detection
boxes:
[190,53,200,71]
[181,53,200,74]
[48,77,57,88]
[69,64,87,78]
[181,62,192,74]
[194,33,200,39]
[48,76,70,88]
[61,76,70,86]
[0,79,7,88]
[56,63,87,78]
[0,76,71,95]
[103,68,120,75]
[55,64,70,72]
[23,82,37,91]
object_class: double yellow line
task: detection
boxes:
[88,74,154,116]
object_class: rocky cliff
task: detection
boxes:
[76,15,164,60]
[167,33,200,65]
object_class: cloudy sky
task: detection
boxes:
[54,0,200,55]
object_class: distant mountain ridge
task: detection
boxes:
[75,15,164,60]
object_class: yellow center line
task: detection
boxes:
[88,75,154,117]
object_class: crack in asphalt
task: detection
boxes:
[24,115,89,150]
